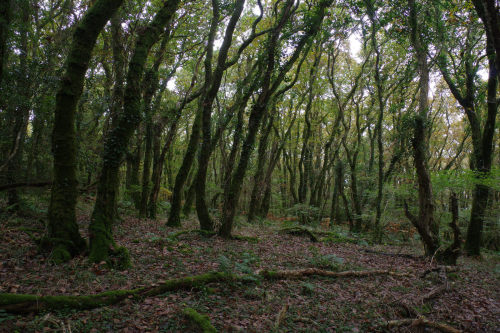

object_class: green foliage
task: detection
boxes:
[307,246,344,271]
[432,167,500,193]
[286,204,320,224]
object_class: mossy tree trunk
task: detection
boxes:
[47,0,123,263]
[437,1,498,256]
[248,112,274,223]
[464,0,499,256]
[89,0,180,267]
[167,110,201,227]
[404,0,440,256]
[139,33,170,218]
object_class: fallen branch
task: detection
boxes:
[385,317,462,333]
[0,268,408,314]
[0,272,235,314]
[183,307,217,333]
[257,268,410,279]
[280,227,318,242]
[274,303,289,329]
[0,181,52,191]
[361,249,422,261]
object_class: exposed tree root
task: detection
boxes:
[384,317,462,333]
[183,307,217,333]
[280,227,319,242]
[0,268,407,314]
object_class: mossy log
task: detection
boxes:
[0,268,407,314]
[183,307,217,333]
[0,272,235,314]
[280,227,319,242]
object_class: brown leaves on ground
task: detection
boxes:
[0,213,499,332]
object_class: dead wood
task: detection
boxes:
[257,268,410,279]
[385,317,462,333]
[0,268,408,314]
[361,249,422,261]
[274,303,289,329]
[0,181,52,191]
[280,227,319,242]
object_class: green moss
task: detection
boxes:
[183,307,217,333]
[50,246,71,264]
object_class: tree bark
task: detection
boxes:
[46,0,123,263]
[406,0,440,256]
[89,0,180,267]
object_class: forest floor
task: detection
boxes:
[0,203,499,332]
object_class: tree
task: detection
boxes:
[45,0,124,263]
[89,0,180,267]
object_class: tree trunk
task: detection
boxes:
[167,111,201,227]
[46,0,123,263]
[195,0,246,231]
[89,0,180,267]
[0,0,10,85]
[405,0,440,256]
[465,37,498,255]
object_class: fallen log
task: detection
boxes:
[280,227,319,242]
[385,317,462,333]
[257,268,410,279]
[0,268,408,314]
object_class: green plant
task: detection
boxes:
[308,246,344,271]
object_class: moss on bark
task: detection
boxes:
[89,0,180,267]
[47,0,123,262]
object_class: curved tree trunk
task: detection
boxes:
[46,0,123,263]
[405,0,440,256]
[167,111,201,227]
[89,0,180,267]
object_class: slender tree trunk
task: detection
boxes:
[167,111,201,227]
[465,38,498,255]
[0,0,10,85]
[195,0,246,231]
[405,0,440,256]
[46,0,123,263]
[89,0,180,267]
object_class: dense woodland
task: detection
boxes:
[0,0,499,331]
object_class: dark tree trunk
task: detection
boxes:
[46,0,123,263]
[248,112,274,222]
[89,0,180,267]
[0,0,10,85]
[195,0,247,231]
[167,111,201,227]
[404,0,440,256]
[330,161,344,224]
